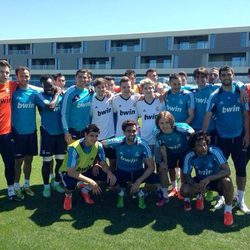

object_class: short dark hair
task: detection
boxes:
[193,66,208,78]
[122,120,137,132]
[75,69,92,77]
[119,76,130,85]
[169,73,181,82]
[178,71,187,79]
[54,73,64,81]
[219,65,234,75]
[93,77,107,87]
[124,69,136,77]
[104,76,115,81]
[146,68,157,76]
[0,59,10,69]
[40,74,54,84]
[189,131,210,149]
[85,124,100,134]
[15,66,30,76]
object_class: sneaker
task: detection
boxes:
[43,187,51,198]
[224,211,233,226]
[8,194,22,202]
[184,201,192,212]
[15,188,25,200]
[116,195,124,208]
[237,201,250,214]
[214,196,225,210]
[156,197,169,207]
[205,191,214,201]
[196,196,204,210]
[177,191,184,200]
[168,188,178,198]
[138,196,146,209]
[22,186,35,196]
[80,192,94,204]
[53,184,65,193]
[50,177,55,187]
[63,194,72,210]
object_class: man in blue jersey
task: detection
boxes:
[60,124,116,210]
[36,75,66,198]
[203,65,250,214]
[12,67,39,199]
[61,69,93,145]
[102,120,159,209]
[181,131,234,226]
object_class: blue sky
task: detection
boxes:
[1,0,250,40]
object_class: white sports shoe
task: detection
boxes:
[238,201,250,214]
[214,196,225,210]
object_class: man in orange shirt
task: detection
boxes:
[0,59,19,201]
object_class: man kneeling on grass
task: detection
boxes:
[59,124,116,210]
[180,131,234,226]
[102,120,159,209]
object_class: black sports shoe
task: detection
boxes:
[8,194,22,202]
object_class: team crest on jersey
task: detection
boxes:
[135,152,140,157]
[156,107,160,111]
[143,109,146,112]
[119,105,122,108]
[5,88,10,93]
[72,95,80,102]
[179,100,183,105]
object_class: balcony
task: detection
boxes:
[82,63,111,70]
[173,41,208,50]
[8,49,30,55]
[56,48,81,54]
[207,60,247,67]
[140,62,172,69]
[111,45,141,52]
[31,64,56,70]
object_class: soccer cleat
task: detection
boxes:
[138,196,146,209]
[63,194,72,210]
[8,194,22,202]
[237,201,250,214]
[205,190,214,201]
[22,186,35,196]
[224,211,233,226]
[15,188,25,200]
[80,192,94,204]
[156,197,169,207]
[184,201,192,211]
[43,187,51,198]
[116,195,124,208]
[177,191,184,200]
[168,188,178,198]
[53,184,65,193]
[214,196,225,210]
[50,177,55,187]
[196,196,204,210]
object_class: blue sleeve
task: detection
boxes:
[35,93,46,108]
[61,90,72,133]
[97,142,106,162]
[67,147,78,168]
[183,152,194,175]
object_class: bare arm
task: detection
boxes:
[185,108,195,125]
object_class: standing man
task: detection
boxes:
[61,69,93,145]
[0,60,17,200]
[54,73,66,90]
[203,65,249,213]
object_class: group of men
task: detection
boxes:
[0,59,250,227]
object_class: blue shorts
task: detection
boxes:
[217,133,247,177]
[40,127,67,157]
[61,168,107,191]
[13,131,38,158]
[69,128,85,140]
[114,168,159,188]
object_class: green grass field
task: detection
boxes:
[1,116,250,249]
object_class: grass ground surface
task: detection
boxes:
[0,116,250,249]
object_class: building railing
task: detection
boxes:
[139,62,172,69]
[173,42,208,50]
[82,63,111,69]
[111,45,141,52]
[8,49,30,55]
[207,60,247,67]
[31,65,56,70]
[56,48,81,54]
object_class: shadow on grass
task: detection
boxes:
[1,186,250,235]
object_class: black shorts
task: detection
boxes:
[13,131,38,158]
[193,177,223,195]
[69,128,85,140]
[40,127,67,157]
[167,150,188,170]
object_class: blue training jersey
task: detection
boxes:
[12,87,38,134]
[35,93,64,135]
[165,89,194,122]
[183,146,227,181]
[105,136,152,172]
[61,86,92,133]
[206,86,248,138]
[191,84,218,131]
[155,122,194,153]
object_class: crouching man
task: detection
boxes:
[180,131,234,226]
[59,124,116,210]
